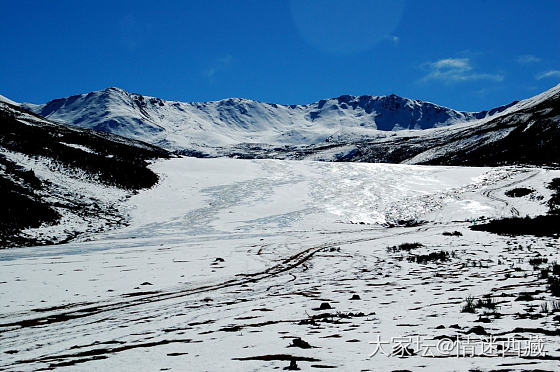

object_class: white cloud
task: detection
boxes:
[421,58,504,84]
[204,55,233,80]
[432,58,470,70]
[535,70,560,80]
[516,54,541,64]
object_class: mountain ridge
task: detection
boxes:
[3,83,559,167]
[19,87,515,152]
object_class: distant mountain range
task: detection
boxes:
[20,87,515,153]
[14,84,559,165]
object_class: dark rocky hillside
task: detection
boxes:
[0,155,60,246]
[419,94,560,166]
[0,102,168,248]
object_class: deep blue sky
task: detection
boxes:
[1,0,559,111]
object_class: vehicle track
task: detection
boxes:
[0,221,469,371]
[4,172,530,337]
[480,169,540,216]
[2,168,544,370]
[0,223,450,333]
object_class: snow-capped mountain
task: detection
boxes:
[8,83,560,166]
[22,87,511,152]
[294,83,560,166]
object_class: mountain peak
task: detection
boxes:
[100,86,128,94]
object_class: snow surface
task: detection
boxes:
[1,157,559,371]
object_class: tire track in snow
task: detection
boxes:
[0,225,441,333]
[480,169,540,216]
[0,223,465,370]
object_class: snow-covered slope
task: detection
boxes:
[0,101,168,247]
[0,94,18,106]
[212,84,560,166]
[21,87,506,151]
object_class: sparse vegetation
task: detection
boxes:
[505,187,534,197]
[0,105,169,247]
[547,178,560,213]
[470,215,560,236]
[0,173,61,246]
[533,262,560,297]
[461,296,476,313]
[461,295,497,313]
[387,242,423,252]
[541,262,560,297]
[548,276,560,297]
[0,109,167,190]
[442,231,462,236]
[408,250,452,264]
[529,257,548,268]
[552,262,560,276]
[476,297,497,310]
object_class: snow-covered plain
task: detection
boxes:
[1,158,559,371]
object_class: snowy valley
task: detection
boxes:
[0,85,559,371]
[1,158,560,371]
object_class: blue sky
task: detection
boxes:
[1,0,558,111]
